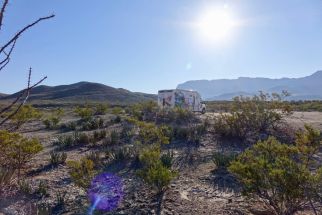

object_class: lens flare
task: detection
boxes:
[88,173,124,213]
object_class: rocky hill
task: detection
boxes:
[1,82,156,105]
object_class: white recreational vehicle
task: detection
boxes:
[158,89,206,113]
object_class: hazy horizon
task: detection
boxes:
[1,0,322,94]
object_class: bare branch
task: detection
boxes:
[0,14,55,54]
[0,14,55,72]
[0,2,54,129]
[0,0,9,30]
[0,68,47,127]
[0,39,16,70]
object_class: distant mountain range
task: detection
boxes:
[177,71,322,101]
[1,82,156,105]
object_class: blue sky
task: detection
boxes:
[1,0,322,94]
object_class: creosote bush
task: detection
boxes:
[43,108,64,129]
[10,105,42,129]
[112,106,124,115]
[131,119,171,145]
[127,101,158,121]
[228,125,322,215]
[74,106,94,121]
[138,145,177,193]
[172,123,207,144]
[155,107,196,125]
[214,92,292,144]
[94,103,109,115]
[0,130,43,179]
[67,158,96,189]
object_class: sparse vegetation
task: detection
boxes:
[80,116,104,130]
[67,157,96,189]
[229,125,322,215]
[0,167,15,189]
[94,103,109,115]
[19,180,33,195]
[49,151,67,167]
[43,108,64,129]
[0,130,43,179]
[75,106,94,121]
[213,92,292,144]
[10,105,42,129]
[212,152,237,169]
[36,180,49,197]
[138,145,177,193]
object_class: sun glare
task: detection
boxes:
[194,6,237,45]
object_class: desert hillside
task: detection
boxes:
[1,82,156,105]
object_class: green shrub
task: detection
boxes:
[156,107,197,125]
[214,92,292,144]
[80,117,104,130]
[112,107,123,115]
[0,130,43,179]
[138,145,177,193]
[67,158,96,189]
[75,106,94,121]
[172,107,194,124]
[54,132,91,149]
[228,125,322,215]
[43,108,64,129]
[141,162,177,193]
[85,151,102,168]
[128,101,158,121]
[139,145,161,168]
[54,135,75,149]
[172,124,206,143]
[50,151,67,167]
[10,105,42,129]
[94,103,109,115]
[135,121,170,145]
[212,152,237,169]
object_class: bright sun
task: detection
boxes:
[194,6,237,45]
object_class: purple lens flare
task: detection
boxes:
[88,173,124,212]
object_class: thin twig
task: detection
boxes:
[0,14,55,54]
[0,0,9,30]
[0,68,47,127]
